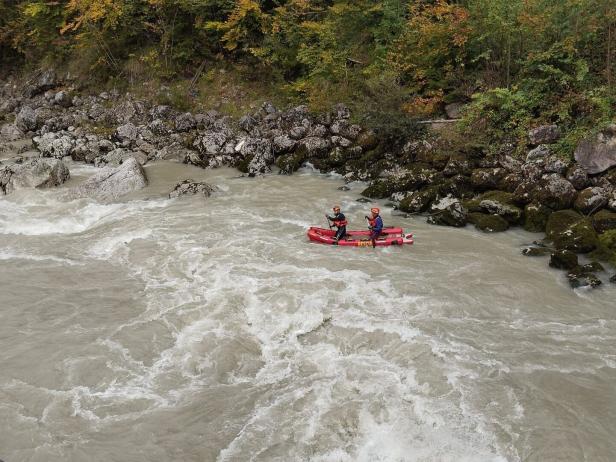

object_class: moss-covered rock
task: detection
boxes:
[592,209,616,233]
[398,186,438,213]
[236,155,253,174]
[427,195,468,227]
[545,209,598,253]
[361,179,396,199]
[463,191,521,224]
[567,270,602,289]
[468,213,509,232]
[523,202,552,232]
[275,151,306,174]
[522,247,552,256]
[549,250,578,270]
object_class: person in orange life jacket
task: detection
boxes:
[326,205,347,241]
[365,207,383,247]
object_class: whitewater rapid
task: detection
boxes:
[1,161,615,462]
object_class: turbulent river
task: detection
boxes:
[1,160,615,462]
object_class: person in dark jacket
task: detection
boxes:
[366,207,383,248]
[326,205,347,241]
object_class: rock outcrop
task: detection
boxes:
[574,125,616,174]
[69,157,147,202]
[1,158,70,195]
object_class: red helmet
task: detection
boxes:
[371,207,380,214]
[333,205,341,212]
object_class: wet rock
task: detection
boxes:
[275,151,306,174]
[574,124,616,174]
[33,132,75,158]
[592,209,616,233]
[522,247,551,256]
[69,157,148,202]
[356,197,372,203]
[468,213,509,232]
[477,194,522,224]
[523,202,552,233]
[526,145,550,161]
[566,165,590,190]
[169,179,216,199]
[242,138,274,176]
[546,209,598,253]
[610,274,616,284]
[175,112,197,132]
[96,148,148,167]
[15,106,37,132]
[567,270,602,289]
[0,123,23,141]
[528,124,560,145]
[337,185,351,191]
[427,195,467,227]
[3,158,69,194]
[549,250,578,270]
[574,187,608,215]
[533,174,577,210]
[398,187,438,213]
[581,262,605,273]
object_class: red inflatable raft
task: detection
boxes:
[307,227,414,247]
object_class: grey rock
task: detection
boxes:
[273,134,296,154]
[241,138,274,176]
[54,90,72,108]
[23,69,57,97]
[526,145,550,161]
[574,187,608,215]
[4,158,69,194]
[174,112,197,132]
[528,124,561,145]
[69,157,147,202]
[296,137,332,158]
[574,124,616,174]
[195,131,228,156]
[169,179,216,199]
[115,123,139,143]
[239,115,258,133]
[427,195,467,227]
[15,106,38,132]
[566,165,590,190]
[534,174,577,210]
[34,132,75,158]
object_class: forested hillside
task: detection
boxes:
[0,0,614,151]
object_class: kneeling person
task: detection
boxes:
[367,207,383,248]
[327,205,347,241]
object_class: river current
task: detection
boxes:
[0,160,615,462]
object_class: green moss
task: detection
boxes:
[468,212,509,232]
[361,179,396,199]
[546,209,598,253]
[275,151,306,174]
[524,202,552,233]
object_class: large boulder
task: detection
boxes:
[465,191,522,224]
[573,187,608,215]
[115,123,139,144]
[174,112,197,132]
[528,125,560,145]
[69,157,148,202]
[468,213,509,232]
[3,158,70,194]
[546,209,598,253]
[533,174,577,210]
[398,187,438,213]
[296,137,332,158]
[15,106,38,132]
[239,138,274,176]
[33,132,75,158]
[194,131,228,156]
[574,124,616,174]
[526,145,551,162]
[427,195,467,227]
[169,180,216,199]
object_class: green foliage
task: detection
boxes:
[0,0,613,149]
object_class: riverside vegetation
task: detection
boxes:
[0,0,615,288]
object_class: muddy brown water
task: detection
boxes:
[0,159,615,462]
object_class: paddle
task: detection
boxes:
[325,215,333,230]
[365,216,376,248]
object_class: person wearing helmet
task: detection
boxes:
[366,207,383,248]
[326,205,348,241]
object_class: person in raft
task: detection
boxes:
[326,205,347,241]
[366,207,383,247]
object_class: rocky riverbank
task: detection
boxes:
[1,69,615,288]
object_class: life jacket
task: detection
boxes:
[333,218,348,227]
[368,218,376,227]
